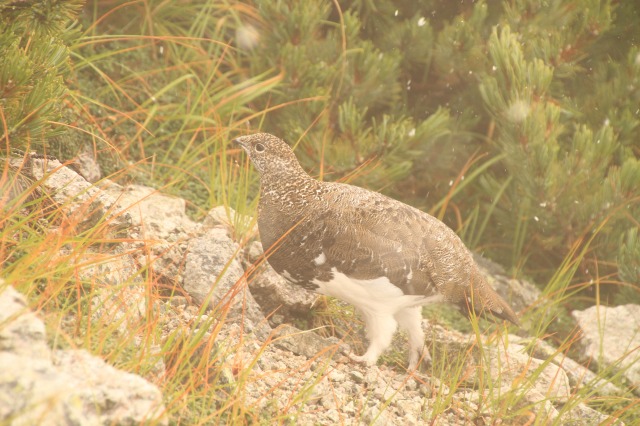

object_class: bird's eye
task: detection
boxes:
[255,143,265,153]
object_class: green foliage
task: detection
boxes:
[475,3,640,291]
[0,0,83,151]
[240,0,456,193]
[617,227,640,304]
[239,0,639,300]
[222,0,640,302]
[69,0,279,213]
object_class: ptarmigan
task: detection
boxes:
[235,133,519,369]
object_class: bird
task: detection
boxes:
[234,133,519,369]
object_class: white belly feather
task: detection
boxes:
[313,267,441,316]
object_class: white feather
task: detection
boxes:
[313,252,327,266]
[313,268,443,367]
[313,268,439,313]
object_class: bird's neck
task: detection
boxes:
[259,167,321,208]
[257,167,323,251]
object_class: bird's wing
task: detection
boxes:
[315,185,519,324]
[315,183,460,296]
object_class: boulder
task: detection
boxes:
[244,240,318,325]
[26,158,131,236]
[511,335,624,396]
[108,184,199,241]
[0,283,167,425]
[572,304,640,391]
[105,184,201,287]
[183,227,271,340]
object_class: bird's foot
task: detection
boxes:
[407,347,432,372]
[348,352,378,366]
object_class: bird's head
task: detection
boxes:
[233,133,306,178]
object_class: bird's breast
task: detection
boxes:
[257,203,331,289]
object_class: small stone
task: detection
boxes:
[325,409,340,423]
[270,314,285,325]
[395,398,422,423]
[321,395,334,409]
[404,378,418,391]
[343,400,356,415]
[246,240,264,262]
[169,296,188,307]
[373,385,395,401]
[329,370,346,382]
[365,370,380,385]
[350,370,365,384]
[561,402,625,425]
[362,407,394,426]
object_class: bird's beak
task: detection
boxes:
[232,136,249,153]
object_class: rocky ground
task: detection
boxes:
[1,158,637,425]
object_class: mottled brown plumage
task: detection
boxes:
[235,133,518,368]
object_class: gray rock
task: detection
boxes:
[0,284,48,359]
[572,304,640,390]
[511,335,623,396]
[73,145,102,183]
[90,285,148,336]
[362,406,394,426]
[324,408,340,422]
[349,370,365,384]
[28,158,131,235]
[424,324,571,403]
[245,240,265,263]
[496,343,571,402]
[329,370,346,382]
[528,394,561,422]
[105,184,199,285]
[108,184,198,241]
[0,284,167,426]
[246,251,318,324]
[342,399,356,415]
[71,247,142,286]
[183,227,270,339]
[272,324,341,360]
[106,185,201,284]
[204,205,255,235]
[54,349,166,425]
[242,243,318,323]
[484,342,571,403]
[395,398,422,421]
[560,402,625,425]
[50,247,147,337]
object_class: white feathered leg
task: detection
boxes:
[349,310,398,366]
[395,306,428,369]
